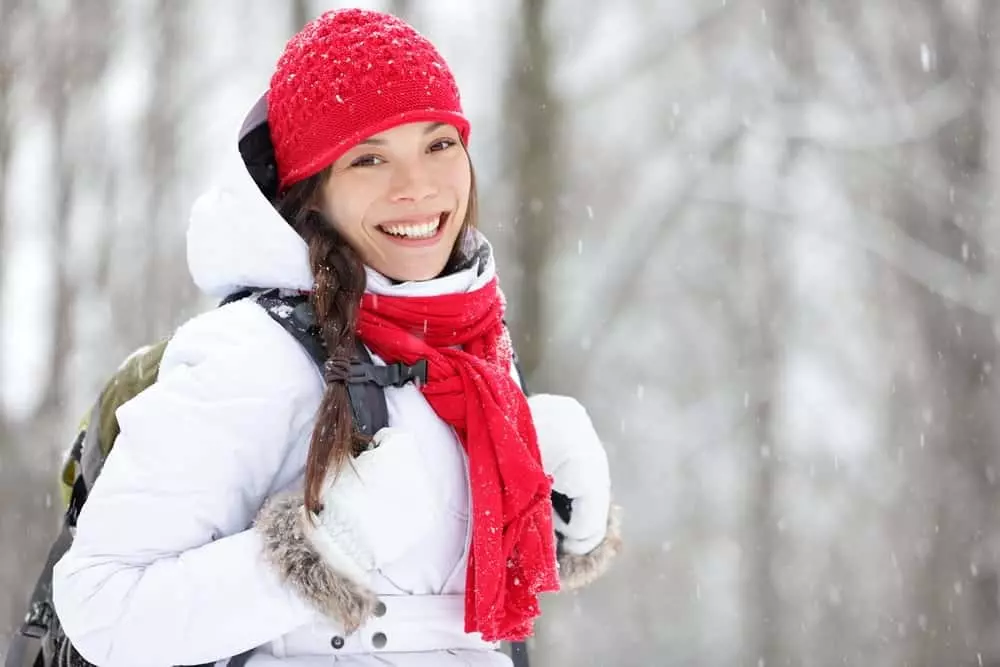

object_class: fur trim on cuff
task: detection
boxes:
[255,492,378,633]
[557,503,623,591]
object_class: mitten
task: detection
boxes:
[528,394,622,590]
[256,427,438,632]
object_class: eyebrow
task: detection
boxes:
[359,122,448,146]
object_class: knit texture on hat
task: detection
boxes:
[268,8,470,191]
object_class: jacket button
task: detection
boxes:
[372,632,387,649]
[331,636,345,650]
[374,601,387,617]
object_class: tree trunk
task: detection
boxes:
[34,12,75,435]
[867,2,1000,664]
[0,0,16,448]
[914,3,1000,664]
[387,0,413,20]
[505,0,559,388]
[128,0,192,342]
[290,0,310,33]
[736,166,785,667]
[738,1,815,662]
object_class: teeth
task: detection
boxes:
[382,218,441,239]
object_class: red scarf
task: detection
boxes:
[357,277,559,641]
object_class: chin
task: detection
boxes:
[380,261,449,283]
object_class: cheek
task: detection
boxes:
[324,185,372,239]
[447,158,472,209]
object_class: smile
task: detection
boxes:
[377,213,448,241]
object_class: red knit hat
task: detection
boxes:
[267,9,471,192]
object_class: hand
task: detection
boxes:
[257,427,439,631]
[302,427,439,583]
[529,394,611,554]
[528,394,621,589]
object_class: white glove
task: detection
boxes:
[300,427,439,585]
[528,394,612,556]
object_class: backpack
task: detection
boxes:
[5,287,433,667]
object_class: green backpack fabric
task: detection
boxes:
[58,340,168,511]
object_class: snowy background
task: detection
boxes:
[4,1,1000,665]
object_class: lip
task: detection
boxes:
[376,212,450,247]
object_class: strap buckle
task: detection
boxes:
[20,601,52,639]
[349,359,428,388]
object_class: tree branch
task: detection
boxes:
[769,75,971,150]
[562,2,735,111]
[534,94,748,385]
[694,167,999,316]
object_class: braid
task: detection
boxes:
[273,156,480,513]
[277,174,367,513]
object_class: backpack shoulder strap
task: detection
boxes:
[251,289,327,368]
[5,521,74,667]
[250,289,395,437]
[346,340,388,438]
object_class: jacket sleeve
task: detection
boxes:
[51,302,327,667]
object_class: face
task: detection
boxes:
[318,121,472,282]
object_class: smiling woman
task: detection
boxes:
[47,7,621,667]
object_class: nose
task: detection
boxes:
[388,159,437,203]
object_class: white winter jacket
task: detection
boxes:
[51,145,618,667]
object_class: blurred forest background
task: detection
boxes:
[4,1,1000,665]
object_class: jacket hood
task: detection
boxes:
[185,101,495,300]
[187,140,314,300]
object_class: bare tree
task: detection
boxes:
[503,0,560,388]
[1,2,35,648]
[29,0,112,432]
[131,1,184,342]
[764,1,1000,664]
[386,0,413,21]
[291,0,311,33]
[0,0,19,452]
[901,3,1000,663]
[733,3,821,663]
[1,0,113,647]
[735,168,786,667]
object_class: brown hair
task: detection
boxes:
[276,162,479,513]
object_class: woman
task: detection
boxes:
[52,9,620,666]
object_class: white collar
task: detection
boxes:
[363,230,496,297]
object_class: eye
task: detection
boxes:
[428,138,457,153]
[350,154,385,168]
